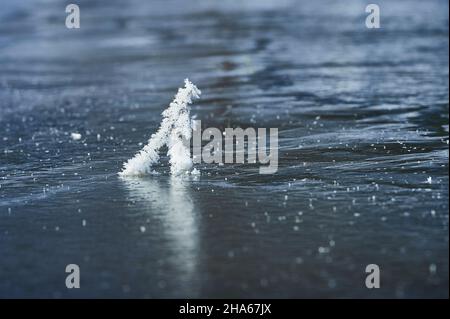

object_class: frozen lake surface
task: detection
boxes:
[0,0,448,298]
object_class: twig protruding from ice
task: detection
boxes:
[119,79,201,176]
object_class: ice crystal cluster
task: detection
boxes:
[119,79,201,176]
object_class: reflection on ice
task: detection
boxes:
[120,176,200,292]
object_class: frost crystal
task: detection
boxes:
[119,79,201,176]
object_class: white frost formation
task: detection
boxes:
[119,79,201,176]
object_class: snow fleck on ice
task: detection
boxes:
[429,263,437,274]
[71,133,82,141]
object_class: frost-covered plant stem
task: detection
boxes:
[119,79,201,176]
